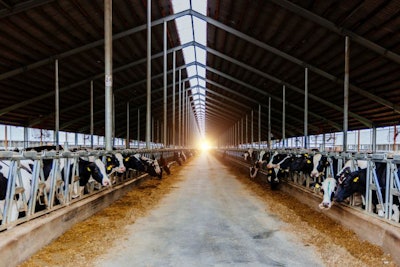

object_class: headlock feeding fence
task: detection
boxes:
[0,148,193,231]
[218,149,400,224]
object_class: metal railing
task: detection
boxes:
[0,148,190,231]
[218,148,400,223]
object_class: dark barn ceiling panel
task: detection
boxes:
[0,0,399,145]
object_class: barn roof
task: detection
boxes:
[0,0,399,143]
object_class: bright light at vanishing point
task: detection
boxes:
[200,140,211,151]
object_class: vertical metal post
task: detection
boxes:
[251,109,254,147]
[90,81,94,149]
[145,0,151,149]
[126,101,130,149]
[343,36,350,152]
[245,114,248,145]
[55,59,59,152]
[372,125,377,153]
[172,50,176,147]
[137,108,140,148]
[104,0,113,151]
[178,69,181,147]
[183,82,186,147]
[163,20,167,147]
[112,93,115,147]
[151,116,154,148]
[156,119,159,145]
[241,117,243,146]
[24,127,28,149]
[258,104,261,149]
[268,97,271,149]
[4,125,7,150]
[282,85,285,148]
[304,68,308,149]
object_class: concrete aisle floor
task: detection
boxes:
[96,151,324,267]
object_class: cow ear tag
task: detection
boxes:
[107,158,111,162]
[107,165,112,171]
[307,160,311,164]
[315,183,320,188]
[125,157,129,162]
[353,176,359,182]
[86,167,91,172]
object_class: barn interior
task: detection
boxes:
[0,0,400,148]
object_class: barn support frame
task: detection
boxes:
[145,0,151,149]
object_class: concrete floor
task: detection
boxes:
[96,151,324,267]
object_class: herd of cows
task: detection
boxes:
[0,146,193,227]
[237,148,400,223]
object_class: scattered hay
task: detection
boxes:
[19,164,186,267]
[225,160,397,267]
[19,155,398,267]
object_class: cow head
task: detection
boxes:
[318,177,337,209]
[310,154,329,179]
[79,158,111,187]
[140,156,162,179]
[105,153,126,174]
[126,154,146,172]
[334,168,366,203]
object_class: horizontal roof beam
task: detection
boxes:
[269,0,400,65]
[191,11,400,116]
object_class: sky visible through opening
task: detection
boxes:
[171,0,207,138]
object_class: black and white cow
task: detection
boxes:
[289,153,312,185]
[244,148,254,162]
[249,150,270,178]
[0,156,34,223]
[30,150,112,210]
[123,153,162,179]
[158,153,171,175]
[318,159,367,210]
[309,153,329,182]
[332,160,395,216]
[266,152,293,190]
[174,151,185,166]
[105,152,126,175]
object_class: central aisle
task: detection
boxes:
[96,152,324,267]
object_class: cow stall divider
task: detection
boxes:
[0,148,188,231]
[217,148,400,265]
[218,148,400,223]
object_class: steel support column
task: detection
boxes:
[304,68,308,149]
[104,0,113,151]
[163,20,167,147]
[343,36,350,152]
[251,110,254,147]
[126,101,129,149]
[145,0,151,149]
[172,50,176,147]
[90,80,94,149]
[268,97,271,149]
[55,59,59,152]
[282,85,285,148]
[137,108,140,148]
[178,69,182,147]
[258,104,261,149]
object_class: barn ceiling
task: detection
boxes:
[0,0,400,145]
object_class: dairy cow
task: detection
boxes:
[266,152,293,190]
[123,153,163,179]
[0,157,33,224]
